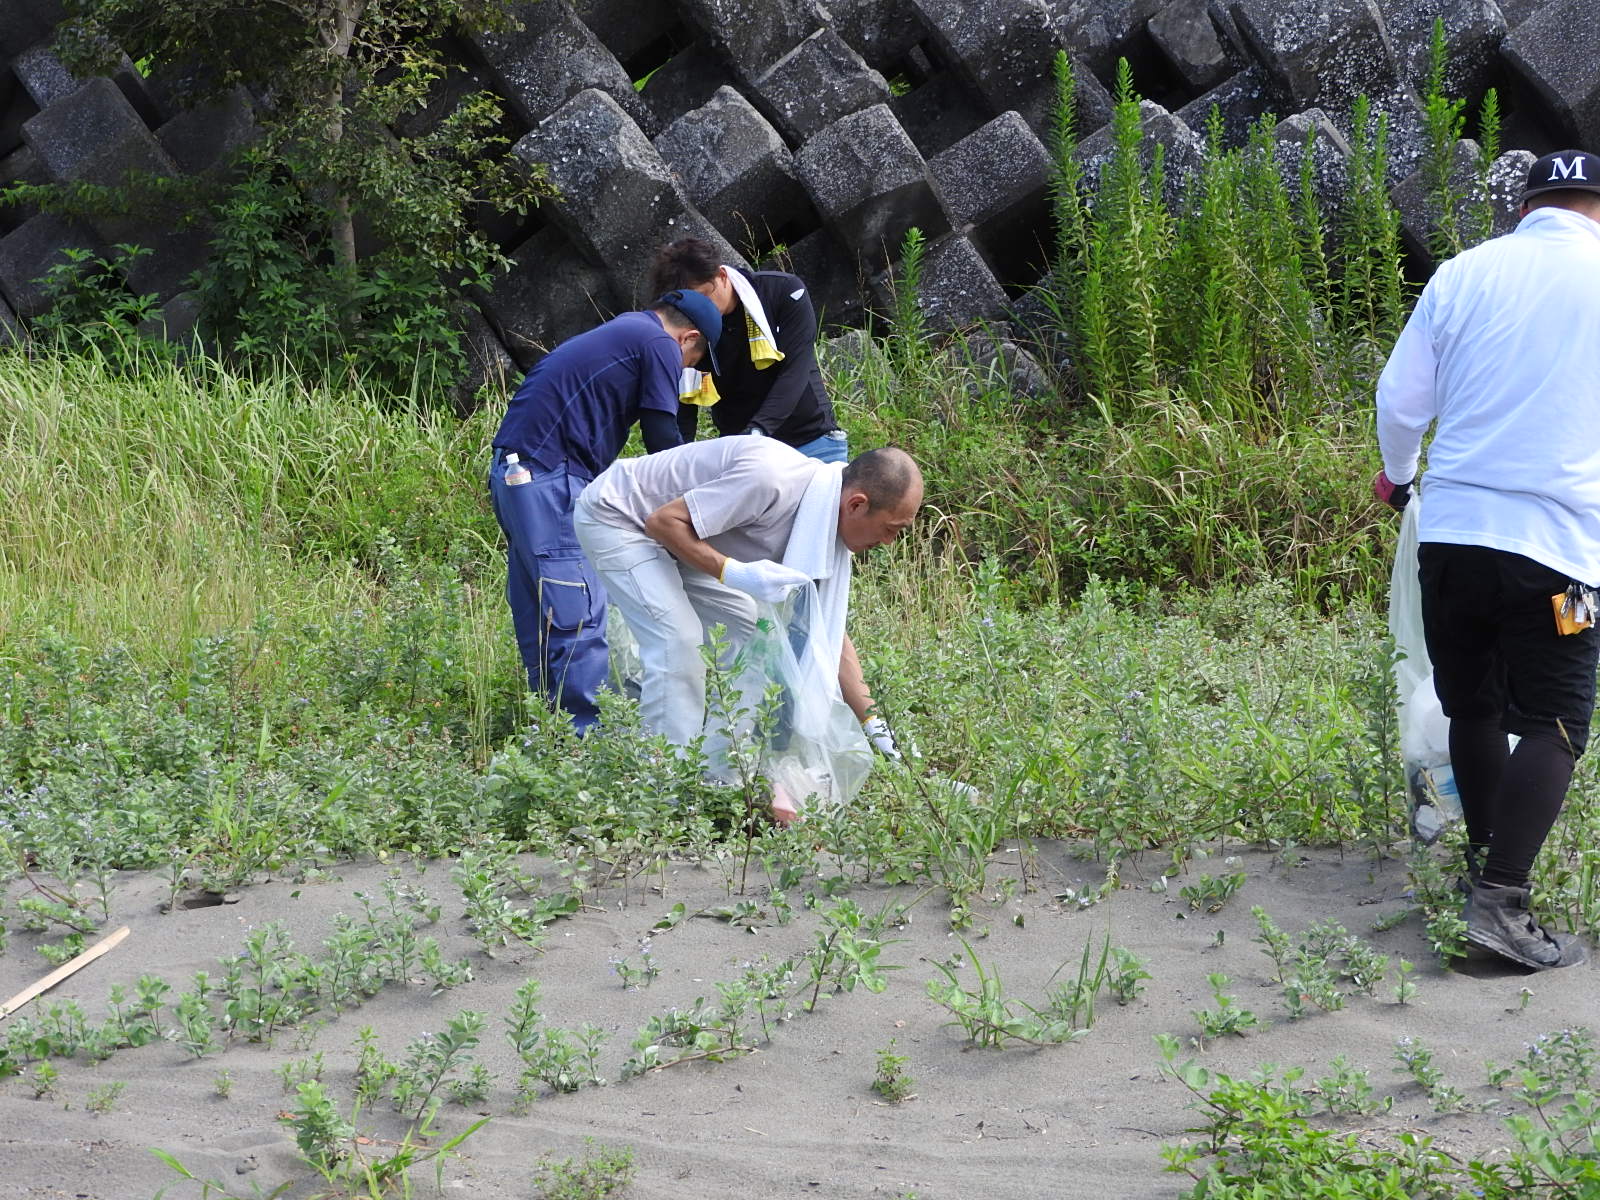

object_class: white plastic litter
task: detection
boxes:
[726,584,874,816]
[1389,492,1462,842]
[607,586,873,816]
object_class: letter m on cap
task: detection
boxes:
[1550,156,1589,181]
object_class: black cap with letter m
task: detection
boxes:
[1523,149,1600,200]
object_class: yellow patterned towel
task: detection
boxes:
[726,267,785,370]
[678,367,720,407]
[745,309,783,369]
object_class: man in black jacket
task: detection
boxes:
[648,238,849,462]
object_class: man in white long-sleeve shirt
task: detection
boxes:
[1375,150,1600,970]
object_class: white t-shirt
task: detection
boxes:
[1376,206,1600,583]
[581,436,822,562]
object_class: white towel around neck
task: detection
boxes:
[782,460,851,670]
[723,266,780,357]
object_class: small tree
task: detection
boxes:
[56,0,554,389]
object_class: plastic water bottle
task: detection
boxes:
[504,452,531,487]
[1409,759,1462,844]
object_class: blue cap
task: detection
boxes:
[654,289,723,374]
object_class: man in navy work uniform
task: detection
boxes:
[1375,149,1600,970]
[489,289,723,732]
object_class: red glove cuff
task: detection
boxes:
[1372,470,1412,510]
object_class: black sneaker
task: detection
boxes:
[1465,883,1587,970]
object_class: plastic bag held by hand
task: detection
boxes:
[721,558,813,603]
[704,584,874,822]
[1388,491,1475,841]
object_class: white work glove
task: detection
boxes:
[720,558,812,603]
[862,715,902,762]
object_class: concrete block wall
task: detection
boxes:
[0,0,1593,374]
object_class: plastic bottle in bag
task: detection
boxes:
[1400,669,1462,841]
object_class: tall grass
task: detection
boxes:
[0,346,512,739]
[1420,17,1502,261]
[846,52,1504,608]
[1050,54,1410,422]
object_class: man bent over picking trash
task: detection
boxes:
[573,437,921,776]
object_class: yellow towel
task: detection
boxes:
[678,367,720,407]
[746,309,784,370]
[726,267,785,371]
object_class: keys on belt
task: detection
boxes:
[1553,583,1597,636]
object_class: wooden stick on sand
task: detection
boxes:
[0,925,130,1021]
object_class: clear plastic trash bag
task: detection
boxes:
[606,585,873,816]
[721,584,874,817]
[1388,492,1462,842]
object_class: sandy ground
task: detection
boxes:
[0,841,1593,1200]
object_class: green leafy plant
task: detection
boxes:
[1107,946,1152,1005]
[1281,950,1346,1020]
[1193,973,1259,1041]
[30,1061,60,1099]
[926,940,1089,1049]
[1408,844,1470,966]
[172,985,221,1058]
[447,1063,494,1107]
[621,957,797,1078]
[1251,906,1294,982]
[872,1039,915,1102]
[1420,17,1471,262]
[1393,1036,1468,1113]
[1157,1035,1457,1197]
[1486,1027,1597,1101]
[286,1080,355,1172]
[534,1140,637,1200]
[1393,959,1418,1006]
[802,899,895,1011]
[889,226,930,374]
[388,1009,486,1125]
[54,0,557,394]
[1315,1055,1388,1117]
[609,939,660,990]
[276,1053,325,1094]
[515,1023,609,1102]
[1180,870,1247,913]
[699,621,788,890]
[28,244,169,364]
[1045,935,1113,1032]
[453,842,580,952]
[505,979,607,1103]
[1253,912,1393,1016]
[353,1026,398,1111]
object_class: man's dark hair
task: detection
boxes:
[842,448,918,511]
[1526,189,1600,218]
[648,238,721,297]
[647,301,692,330]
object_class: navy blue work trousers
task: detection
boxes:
[489,450,608,731]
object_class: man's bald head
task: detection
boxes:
[841,448,922,512]
[838,448,923,553]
